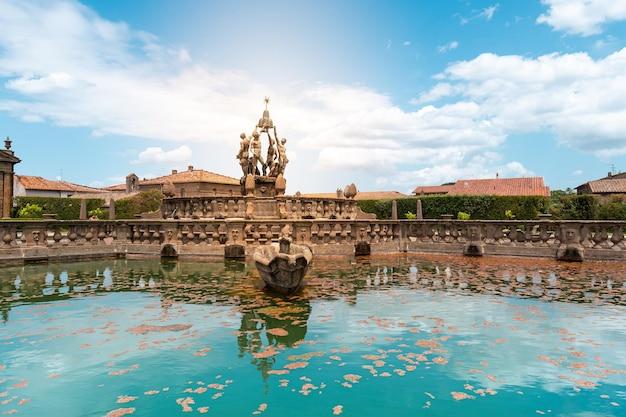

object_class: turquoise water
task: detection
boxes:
[0,255,625,417]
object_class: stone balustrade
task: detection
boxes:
[0,219,623,265]
[161,196,360,220]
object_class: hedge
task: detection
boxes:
[14,197,104,220]
[358,194,626,220]
[115,190,163,219]
[549,195,598,220]
[358,196,550,220]
[597,196,626,220]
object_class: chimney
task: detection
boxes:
[188,165,194,171]
[171,169,178,175]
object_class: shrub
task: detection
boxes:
[17,203,43,219]
[597,197,626,220]
[457,211,470,220]
[115,190,163,219]
[405,211,417,219]
[505,209,515,219]
[358,196,549,220]
[550,195,598,220]
[14,197,104,220]
[88,208,105,219]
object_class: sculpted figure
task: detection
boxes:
[266,134,277,176]
[250,131,265,176]
[237,132,251,176]
[277,138,289,175]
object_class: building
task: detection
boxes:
[576,172,626,196]
[14,175,107,198]
[106,166,241,197]
[0,137,21,217]
[413,177,550,197]
[303,191,408,200]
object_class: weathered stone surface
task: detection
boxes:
[355,241,371,256]
[0,219,624,266]
[225,244,246,259]
[253,238,312,294]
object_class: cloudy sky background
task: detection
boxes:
[1,0,626,192]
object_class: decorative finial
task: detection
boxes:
[4,136,11,151]
[264,96,270,110]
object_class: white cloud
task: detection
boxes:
[479,4,499,21]
[403,40,411,47]
[417,49,626,157]
[537,0,626,36]
[132,145,192,165]
[458,4,499,25]
[572,169,584,176]
[0,0,623,192]
[0,0,506,177]
[376,152,534,190]
[437,41,459,54]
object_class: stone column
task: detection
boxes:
[79,199,87,220]
[391,200,398,220]
[0,138,21,218]
[416,199,423,220]
[109,199,116,220]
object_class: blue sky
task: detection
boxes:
[1,0,626,193]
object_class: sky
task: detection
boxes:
[1,0,626,193]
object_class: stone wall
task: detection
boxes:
[0,219,624,265]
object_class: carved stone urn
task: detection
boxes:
[253,237,312,294]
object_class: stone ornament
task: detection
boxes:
[236,97,289,180]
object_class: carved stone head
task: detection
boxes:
[563,227,580,244]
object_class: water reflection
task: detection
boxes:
[0,255,625,417]
[237,299,311,379]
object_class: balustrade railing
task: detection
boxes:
[0,219,624,262]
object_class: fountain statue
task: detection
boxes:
[253,226,312,294]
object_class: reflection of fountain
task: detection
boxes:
[237,298,311,379]
[254,237,312,294]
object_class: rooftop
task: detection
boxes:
[578,178,626,194]
[106,167,240,191]
[16,175,106,193]
[414,177,550,197]
[303,191,408,201]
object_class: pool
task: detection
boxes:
[1,255,624,416]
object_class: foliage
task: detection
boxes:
[549,195,598,220]
[358,193,626,220]
[357,196,549,220]
[404,211,417,219]
[17,203,43,219]
[14,197,103,220]
[115,190,163,219]
[88,208,105,219]
[550,188,575,198]
[457,211,471,220]
[597,197,626,220]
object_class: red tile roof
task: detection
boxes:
[105,169,240,190]
[303,191,408,200]
[414,177,550,197]
[16,175,106,193]
[582,179,626,194]
[413,185,455,195]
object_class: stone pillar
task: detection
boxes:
[79,199,87,220]
[416,199,423,220]
[391,200,398,220]
[0,138,20,218]
[109,199,116,220]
